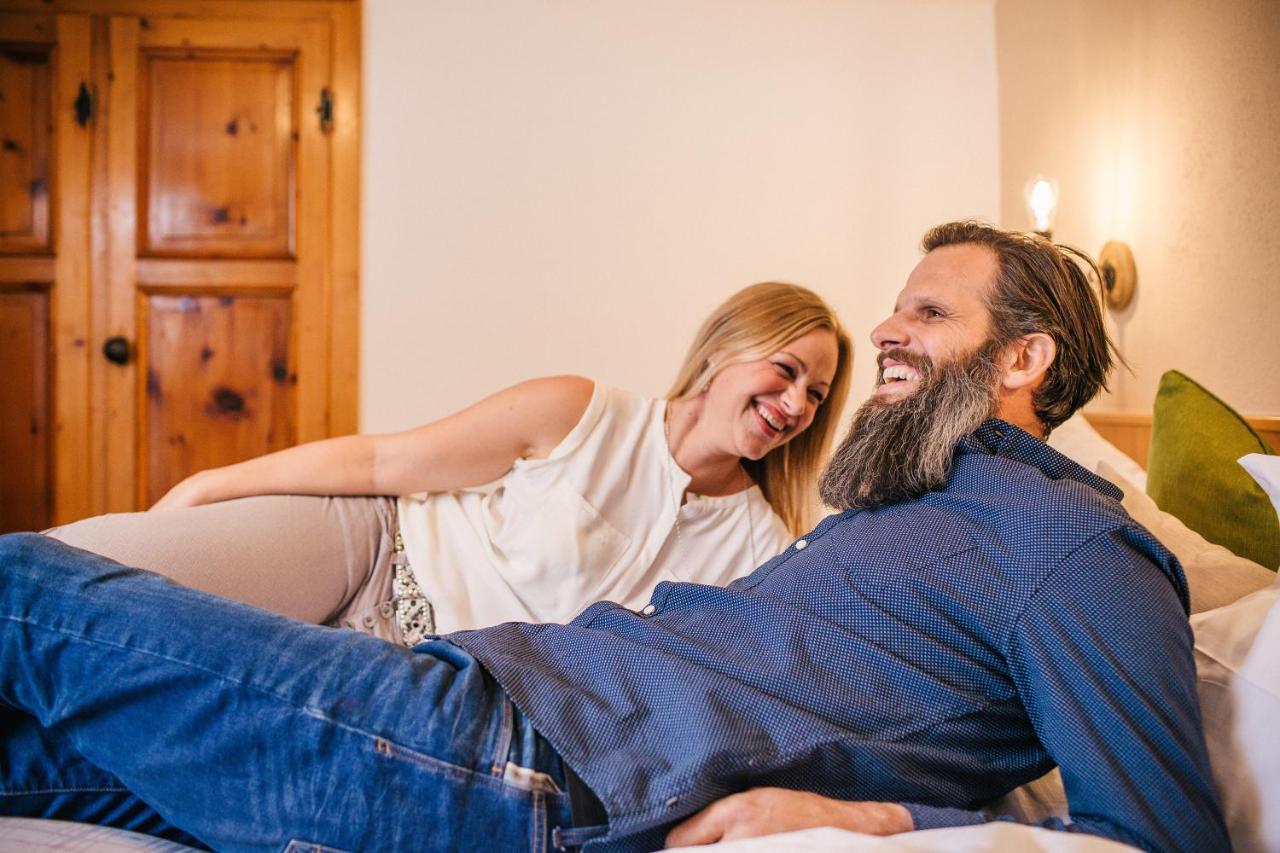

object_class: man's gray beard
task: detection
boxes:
[818,347,1002,510]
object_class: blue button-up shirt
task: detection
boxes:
[452,421,1228,852]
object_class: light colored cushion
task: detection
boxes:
[1146,370,1279,569]
[1048,412,1147,491]
[0,818,197,852]
[1191,580,1280,853]
[1240,453,1280,527]
[668,823,1141,851]
[1097,461,1275,613]
[985,767,1067,825]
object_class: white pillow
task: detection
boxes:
[0,818,197,852]
[1096,461,1275,614]
[669,823,1140,851]
[1191,580,1280,853]
[1239,453,1280,525]
[1048,413,1147,491]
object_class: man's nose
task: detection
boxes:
[870,314,907,351]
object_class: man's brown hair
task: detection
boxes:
[921,221,1121,434]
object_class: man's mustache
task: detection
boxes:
[875,348,932,380]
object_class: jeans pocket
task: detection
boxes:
[283,841,353,853]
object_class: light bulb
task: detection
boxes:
[1025,176,1059,235]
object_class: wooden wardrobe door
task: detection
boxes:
[104,16,331,510]
[0,14,92,532]
[0,286,51,532]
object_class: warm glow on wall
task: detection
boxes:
[1024,175,1059,236]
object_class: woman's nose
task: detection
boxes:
[781,383,805,416]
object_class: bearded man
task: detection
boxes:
[0,222,1225,853]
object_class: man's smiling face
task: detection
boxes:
[869,243,999,403]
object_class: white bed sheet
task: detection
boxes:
[669,823,1140,853]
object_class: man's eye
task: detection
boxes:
[923,308,945,319]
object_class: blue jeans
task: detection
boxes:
[0,533,588,851]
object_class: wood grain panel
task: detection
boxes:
[1255,422,1280,453]
[138,17,318,50]
[0,43,51,253]
[0,287,52,532]
[0,256,54,282]
[85,12,112,518]
[139,51,295,258]
[142,292,295,505]
[328,0,360,435]
[5,2,353,18]
[137,257,296,288]
[1085,411,1280,468]
[0,14,55,44]
[103,15,140,514]
[52,13,95,524]
[292,20,330,443]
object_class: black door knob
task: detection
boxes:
[103,336,131,365]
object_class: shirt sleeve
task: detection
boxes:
[906,528,1228,853]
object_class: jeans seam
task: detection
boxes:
[0,787,129,795]
[371,736,525,796]
[533,790,544,853]
[491,696,513,777]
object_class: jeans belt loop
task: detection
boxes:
[551,823,609,851]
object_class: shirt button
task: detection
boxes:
[794,538,808,550]
[641,604,657,616]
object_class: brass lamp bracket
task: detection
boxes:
[1098,240,1136,311]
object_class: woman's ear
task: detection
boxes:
[999,333,1056,392]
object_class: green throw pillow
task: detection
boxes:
[1147,371,1280,569]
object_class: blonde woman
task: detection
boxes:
[48,283,851,644]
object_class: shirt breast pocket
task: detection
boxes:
[483,481,633,621]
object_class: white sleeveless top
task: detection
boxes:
[396,383,791,633]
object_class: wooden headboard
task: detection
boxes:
[1084,412,1280,468]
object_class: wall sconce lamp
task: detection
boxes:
[1024,176,1058,238]
[1023,176,1137,312]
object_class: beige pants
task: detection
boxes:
[44,495,405,644]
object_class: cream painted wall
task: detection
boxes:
[997,0,1280,415]
[361,0,1000,432]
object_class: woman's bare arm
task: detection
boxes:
[151,376,595,510]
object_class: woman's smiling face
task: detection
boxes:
[703,327,840,461]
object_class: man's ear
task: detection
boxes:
[998,333,1056,392]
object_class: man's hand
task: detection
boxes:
[664,788,912,848]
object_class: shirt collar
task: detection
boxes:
[960,419,1123,501]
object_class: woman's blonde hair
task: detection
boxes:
[667,282,852,536]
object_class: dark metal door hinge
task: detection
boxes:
[316,87,334,133]
[74,82,95,128]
